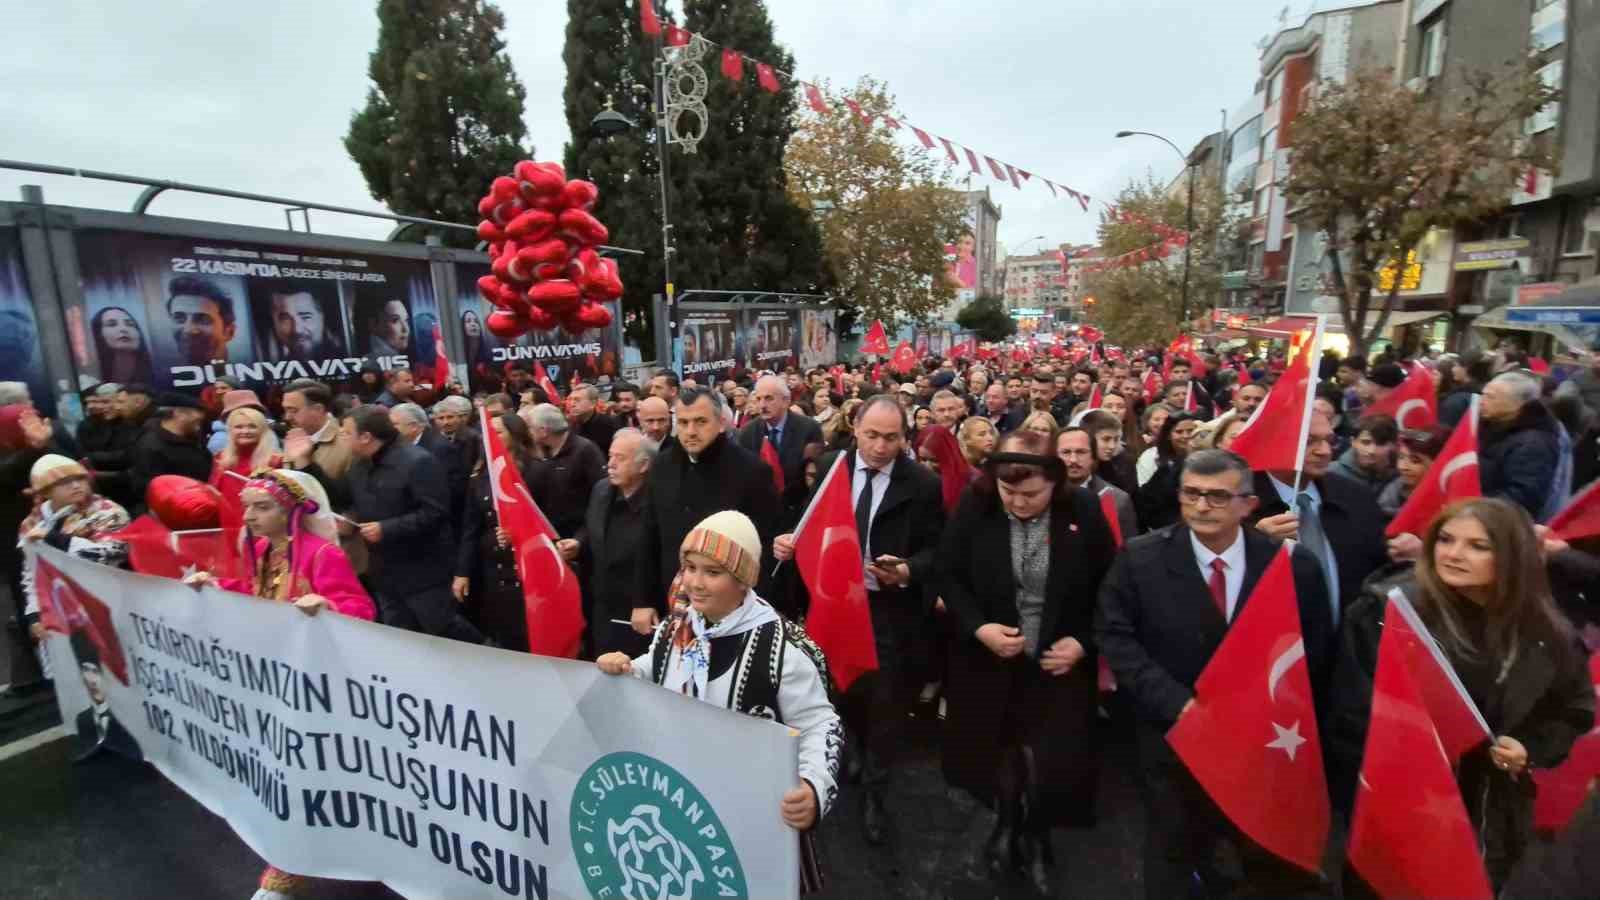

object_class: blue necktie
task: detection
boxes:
[1296,491,1338,625]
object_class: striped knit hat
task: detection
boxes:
[679,510,762,587]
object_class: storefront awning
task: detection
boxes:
[1245,310,1445,339]
[1473,303,1598,352]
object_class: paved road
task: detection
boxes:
[1,698,1146,900]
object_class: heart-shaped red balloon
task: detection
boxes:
[485,309,531,339]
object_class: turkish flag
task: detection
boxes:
[1167,544,1330,873]
[534,367,564,405]
[664,24,690,47]
[890,341,916,375]
[759,437,785,494]
[1365,362,1436,430]
[949,337,972,359]
[1087,383,1103,409]
[1183,381,1199,413]
[1080,325,1103,344]
[1347,593,1493,900]
[755,63,780,93]
[1384,588,1492,758]
[34,554,131,686]
[803,83,829,114]
[1386,395,1480,538]
[111,515,186,579]
[1231,318,1324,473]
[720,48,743,82]
[432,322,453,390]
[111,516,241,581]
[1533,653,1600,831]
[1096,486,1122,548]
[861,319,890,355]
[792,454,877,690]
[479,409,584,658]
[1548,477,1600,542]
[638,0,661,36]
[1237,364,1252,386]
[871,362,882,383]
[1140,369,1160,403]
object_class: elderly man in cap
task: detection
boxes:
[1479,370,1566,519]
[126,393,212,515]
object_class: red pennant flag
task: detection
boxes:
[535,367,564,404]
[792,454,877,691]
[803,83,829,114]
[1347,594,1493,900]
[432,322,453,390]
[984,155,1007,180]
[1167,544,1330,873]
[1385,396,1480,538]
[881,114,901,130]
[861,319,890,355]
[34,554,131,686]
[890,341,917,375]
[756,63,780,93]
[720,48,743,82]
[480,408,584,657]
[1365,362,1437,430]
[1096,486,1123,548]
[964,147,983,175]
[759,437,785,494]
[1384,588,1492,758]
[938,136,959,163]
[1231,318,1324,473]
[1016,168,1033,186]
[1042,179,1058,198]
[638,0,661,36]
[842,98,872,126]
[1076,192,1092,211]
[910,126,935,149]
[1548,478,1600,542]
[665,24,690,47]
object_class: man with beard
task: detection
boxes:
[568,383,618,455]
[166,276,237,366]
[1056,426,1137,539]
[261,282,341,361]
[125,393,212,514]
[608,382,641,428]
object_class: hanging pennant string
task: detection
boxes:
[634,8,1107,215]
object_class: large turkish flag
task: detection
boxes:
[791,454,877,691]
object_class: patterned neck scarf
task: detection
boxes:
[665,590,780,702]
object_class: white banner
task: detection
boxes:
[32,545,799,899]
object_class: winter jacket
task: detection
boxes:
[1479,401,1564,520]
[1328,448,1397,498]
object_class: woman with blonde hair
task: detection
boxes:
[958,415,999,467]
[1019,410,1058,441]
[208,397,281,507]
[1329,498,1594,891]
[825,398,862,452]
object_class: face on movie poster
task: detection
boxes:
[72,230,432,391]
[677,308,739,381]
[0,228,52,412]
[454,262,619,393]
[738,309,798,373]
[798,309,836,369]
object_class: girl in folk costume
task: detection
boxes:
[596,510,844,892]
[20,455,130,678]
[185,469,373,900]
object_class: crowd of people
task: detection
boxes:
[2,334,1599,897]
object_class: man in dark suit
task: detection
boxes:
[736,374,824,524]
[1097,449,1333,899]
[1247,410,1389,623]
[774,395,945,845]
[578,427,655,657]
[979,381,1024,434]
[569,383,620,456]
[347,405,484,644]
[70,635,142,763]
[631,387,781,634]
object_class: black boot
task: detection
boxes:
[982,790,1019,876]
[1017,747,1054,897]
[861,788,888,846]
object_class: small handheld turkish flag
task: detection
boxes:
[1385,588,1491,758]
[1096,485,1122,548]
[1087,383,1103,409]
[1386,395,1480,538]
[1231,317,1324,473]
[791,454,877,691]
[890,341,917,375]
[432,322,453,390]
[1166,543,1329,873]
[1347,593,1492,899]
[861,320,890,355]
[534,367,564,405]
[1365,362,1437,430]
[1547,477,1600,542]
[480,408,583,657]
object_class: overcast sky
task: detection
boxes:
[1,0,1305,255]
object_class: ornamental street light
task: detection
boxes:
[1115,130,1196,327]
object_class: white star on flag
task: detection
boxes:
[181,564,199,580]
[1266,720,1307,761]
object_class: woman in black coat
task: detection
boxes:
[1327,498,1594,892]
[1134,411,1202,532]
[452,412,539,651]
[937,428,1116,895]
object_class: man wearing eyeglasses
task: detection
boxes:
[1097,448,1334,899]
[1247,411,1390,624]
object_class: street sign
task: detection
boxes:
[1504,307,1600,326]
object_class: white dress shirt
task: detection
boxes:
[852,454,896,590]
[1190,528,1247,621]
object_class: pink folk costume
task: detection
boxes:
[219,470,372,900]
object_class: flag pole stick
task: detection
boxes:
[1290,316,1326,496]
[773,452,847,577]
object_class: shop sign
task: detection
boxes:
[1454,238,1530,272]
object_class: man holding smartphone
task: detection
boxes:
[774,395,945,846]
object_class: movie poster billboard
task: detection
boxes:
[453,262,621,394]
[0,227,52,412]
[72,230,437,392]
[675,307,742,382]
[798,308,837,369]
[740,308,798,374]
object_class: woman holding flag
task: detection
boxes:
[1328,498,1594,891]
[595,510,842,892]
[452,411,540,651]
[937,429,1116,895]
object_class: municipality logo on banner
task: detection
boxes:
[572,751,747,899]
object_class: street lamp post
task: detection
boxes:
[1115,130,1196,327]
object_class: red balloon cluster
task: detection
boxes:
[474,161,621,338]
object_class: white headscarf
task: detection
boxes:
[663,590,780,702]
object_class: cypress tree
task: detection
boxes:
[345,0,532,239]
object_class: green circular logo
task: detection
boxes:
[571,751,748,899]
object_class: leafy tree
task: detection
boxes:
[1284,64,1558,356]
[562,0,662,342]
[675,0,832,296]
[345,0,532,241]
[786,77,967,324]
[956,293,1017,343]
[1084,174,1231,347]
